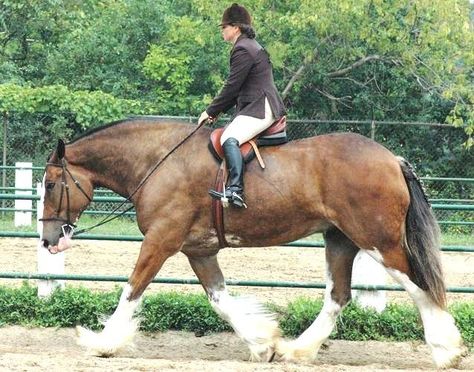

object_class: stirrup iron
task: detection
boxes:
[208,189,247,209]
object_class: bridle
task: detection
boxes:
[39,159,92,237]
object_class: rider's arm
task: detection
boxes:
[206,46,254,118]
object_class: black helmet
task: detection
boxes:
[221,3,252,26]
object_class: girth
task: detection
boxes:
[211,163,229,247]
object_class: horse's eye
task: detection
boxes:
[46,182,55,191]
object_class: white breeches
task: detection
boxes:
[220,98,275,145]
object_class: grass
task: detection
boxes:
[0,214,472,246]
[442,233,474,246]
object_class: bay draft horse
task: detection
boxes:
[39,117,465,368]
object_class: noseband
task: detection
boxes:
[39,159,92,237]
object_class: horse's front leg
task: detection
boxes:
[76,230,182,356]
[187,253,281,362]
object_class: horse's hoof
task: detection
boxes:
[75,326,116,357]
[433,344,468,369]
[275,339,318,363]
[249,343,277,362]
[268,351,276,362]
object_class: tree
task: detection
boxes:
[1,0,472,144]
[255,0,473,143]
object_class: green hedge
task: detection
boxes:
[0,283,472,347]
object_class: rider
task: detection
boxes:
[199,3,286,208]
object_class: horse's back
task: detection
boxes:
[279,132,395,161]
[253,132,401,184]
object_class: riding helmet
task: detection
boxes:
[221,3,252,26]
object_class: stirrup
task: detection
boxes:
[229,191,247,208]
[208,189,247,209]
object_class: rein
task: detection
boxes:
[64,120,207,236]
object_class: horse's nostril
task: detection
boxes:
[42,240,49,248]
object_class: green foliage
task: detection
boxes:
[0,83,152,130]
[0,83,157,164]
[277,296,322,336]
[277,298,473,346]
[142,45,194,111]
[451,302,474,345]
[0,284,229,333]
[140,292,230,335]
[2,284,472,347]
[333,303,423,342]
[0,283,40,325]
[277,299,424,342]
[36,286,120,329]
[0,283,120,329]
[0,0,473,143]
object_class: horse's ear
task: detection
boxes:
[57,139,65,159]
[50,139,65,163]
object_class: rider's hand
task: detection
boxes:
[198,111,210,125]
[198,111,215,125]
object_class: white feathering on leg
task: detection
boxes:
[76,284,141,356]
[210,289,281,361]
[386,268,467,368]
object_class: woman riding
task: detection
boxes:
[199,3,286,208]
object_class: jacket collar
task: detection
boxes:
[231,33,248,51]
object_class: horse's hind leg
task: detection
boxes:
[277,227,359,362]
[364,246,466,368]
[187,253,281,361]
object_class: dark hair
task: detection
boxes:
[238,24,256,39]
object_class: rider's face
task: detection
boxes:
[221,24,241,43]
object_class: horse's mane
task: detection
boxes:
[68,116,189,144]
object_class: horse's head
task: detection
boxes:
[40,139,93,254]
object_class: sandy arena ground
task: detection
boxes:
[0,237,473,371]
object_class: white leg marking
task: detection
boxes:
[277,265,342,362]
[209,287,280,361]
[387,268,466,368]
[76,284,141,356]
[352,250,387,313]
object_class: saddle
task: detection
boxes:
[208,116,288,166]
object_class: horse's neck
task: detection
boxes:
[66,124,183,198]
[66,144,134,197]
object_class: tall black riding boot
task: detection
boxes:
[209,137,246,208]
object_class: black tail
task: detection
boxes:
[399,158,446,308]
